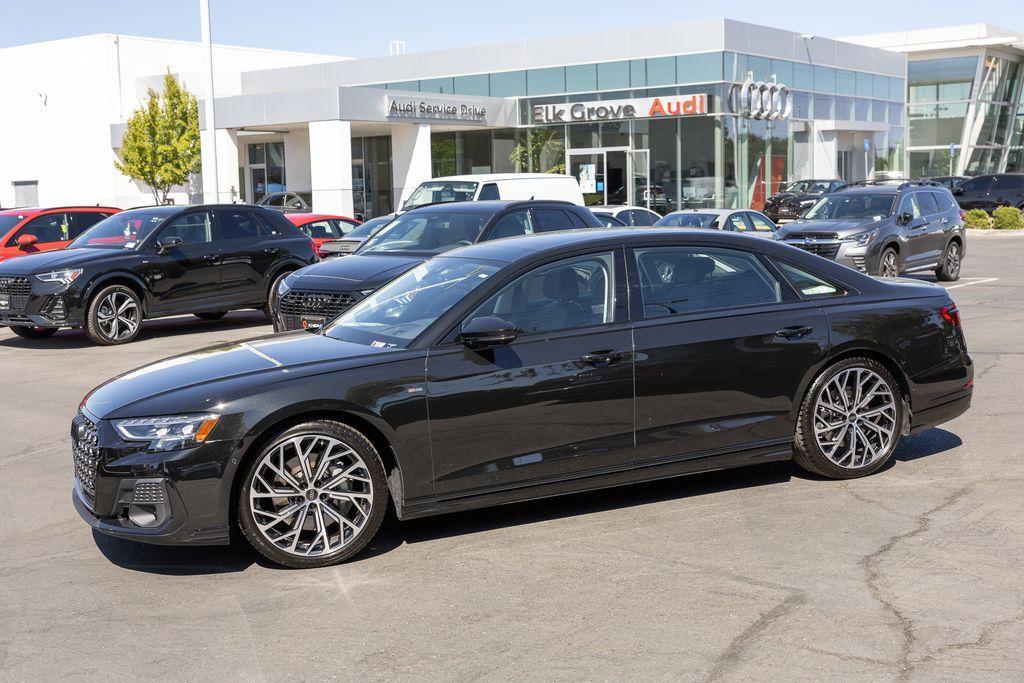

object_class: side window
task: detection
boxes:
[466,251,616,336]
[334,219,360,234]
[217,210,261,240]
[724,213,750,231]
[898,193,922,219]
[254,212,285,236]
[631,210,656,226]
[533,208,575,233]
[285,194,305,209]
[916,192,940,216]
[960,176,992,194]
[564,210,589,229]
[634,246,782,317]
[10,214,68,245]
[159,213,212,245]
[301,220,339,239]
[746,213,776,233]
[478,183,500,200]
[932,192,956,212]
[69,212,107,238]
[485,210,533,240]
[992,175,1024,192]
[774,260,843,297]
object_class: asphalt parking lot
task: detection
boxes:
[1,234,1022,681]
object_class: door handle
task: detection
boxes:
[580,350,624,366]
[204,254,221,263]
[775,326,813,340]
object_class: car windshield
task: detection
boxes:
[323,257,502,348]
[357,211,490,254]
[68,210,169,249]
[784,180,831,194]
[346,215,393,239]
[402,181,478,210]
[803,194,895,220]
[656,213,719,228]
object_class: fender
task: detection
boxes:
[81,271,153,313]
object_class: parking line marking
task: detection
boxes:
[946,277,999,290]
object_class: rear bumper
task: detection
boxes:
[909,391,972,434]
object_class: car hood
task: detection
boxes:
[768,192,819,205]
[84,331,405,419]
[0,247,129,275]
[289,253,425,291]
[779,218,884,238]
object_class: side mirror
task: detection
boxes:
[952,186,963,196]
[156,235,183,253]
[457,316,519,349]
[16,234,38,249]
[898,212,914,225]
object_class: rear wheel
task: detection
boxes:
[194,311,227,321]
[878,247,899,278]
[237,420,389,568]
[935,241,962,282]
[84,284,142,345]
[9,326,58,339]
[793,357,904,479]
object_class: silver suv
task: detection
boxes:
[777,181,965,281]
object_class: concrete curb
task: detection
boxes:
[965,228,1024,236]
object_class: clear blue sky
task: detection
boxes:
[2,0,1022,57]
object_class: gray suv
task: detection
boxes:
[777,181,965,281]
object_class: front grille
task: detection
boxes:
[72,412,100,505]
[788,241,841,259]
[0,313,32,325]
[280,290,358,319]
[322,241,358,255]
[0,276,31,312]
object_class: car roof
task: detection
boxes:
[0,205,119,217]
[403,200,576,214]
[589,205,658,212]
[427,173,573,182]
[661,208,740,217]
[284,213,357,223]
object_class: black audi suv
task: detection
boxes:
[0,205,317,344]
[778,181,966,280]
[73,228,972,568]
[953,173,1024,213]
[274,200,602,331]
[763,179,844,223]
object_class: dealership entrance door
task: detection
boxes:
[568,148,652,209]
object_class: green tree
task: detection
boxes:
[509,128,566,174]
[115,72,200,204]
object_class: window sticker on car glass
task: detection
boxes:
[124,241,137,249]
[370,340,397,349]
[803,285,835,296]
[873,216,882,221]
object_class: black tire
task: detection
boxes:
[878,247,900,278]
[9,326,58,339]
[265,271,292,322]
[237,420,389,569]
[194,311,227,321]
[84,284,143,345]
[935,240,962,282]
[793,357,905,479]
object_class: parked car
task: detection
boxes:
[400,174,584,212]
[927,175,971,190]
[256,191,314,213]
[589,205,662,226]
[0,205,317,344]
[656,208,779,239]
[284,213,361,253]
[0,206,120,263]
[71,227,973,568]
[274,200,602,331]
[762,179,843,222]
[606,184,669,214]
[594,213,627,227]
[952,173,1024,213]
[778,181,965,280]
[316,214,394,259]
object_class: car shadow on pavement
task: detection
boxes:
[92,531,262,575]
[0,311,271,349]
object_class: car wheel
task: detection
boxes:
[793,357,904,479]
[194,312,228,321]
[84,284,142,345]
[265,271,291,322]
[237,420,388,568]
[879,247,900,278]
[9,326,58,339]
[935,241,962,282]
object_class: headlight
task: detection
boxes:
[114,414,220,452]
[277,273,295,296]
[35,268,83,285]
[843,230,877,247]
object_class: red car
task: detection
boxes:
[283,213,361,257]
[0,206,121,263]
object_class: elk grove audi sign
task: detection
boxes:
[530,94,707,124]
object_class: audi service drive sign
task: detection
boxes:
[386,96,488,123]
[531,94,707,124]
[736,77,791,120]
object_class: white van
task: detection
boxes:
[400,173,584,212]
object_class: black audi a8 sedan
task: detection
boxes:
[73,228,973,567]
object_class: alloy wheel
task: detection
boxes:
[248,434,374,557]
[812,367,897,469]
[881,251,899,278]
[96,291,140,341]
[945,243,961,278]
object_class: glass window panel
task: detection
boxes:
[649,118,680,212]
[855,99,872,121]
[528,67,565,96]
[791,91,811,119]
[873,75,889,100]
[965,147,1000,175]
[565,64,596,92]
[834,96,853,120]
[872,100,887,123]
[726,52,748,82]
[746,56,770,82]
[856,72,873,97]
[430,132,456,177]
[836,69,856,96]
[908,57,977,102]
[387,80,419,92]
[771,59,794,86]
[647,57,676,86]
[889,103,905,125]
[490,71,527,97]
[890,78,905,101]
[527,126,565,173]
[458,130,493,174]
[491,129,520,173]
[419,77,454,94]
[569,123,599,148]
[680,116,716,209]
[909,146,961,179]
[793,63,814,91]
[454,74,490,96]
[971,102,1011,145]
[598,61,630,90]
[908,102,969,146]
[677,52,722,83]
[814,66,835,93]
[813,94,833,119]
[600,121,630,147]
[630,59,647,87]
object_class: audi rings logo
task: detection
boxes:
[736,77,791,120]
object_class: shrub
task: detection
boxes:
[992,206,1024,230]
[963,209,992,229]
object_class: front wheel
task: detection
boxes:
[935,241,962,282]
[793,357,904,479]
[265,271,291,322]
[84,284,142,345]
[878,247,900,278]
[237,420,389,568]
[9,326,58,339]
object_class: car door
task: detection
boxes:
[68,211,110,242]
[990,174,1024,209]
[955,176,993,211]
[629,244,829,462]
[896,193,932,268]
[215,208,277,305]
[914,191,945,265]
[143,211,222,310]
[425,248,635,496]
[5,213,70,254]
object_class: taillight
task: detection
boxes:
[959,209,966,220]
[941,304,961,326]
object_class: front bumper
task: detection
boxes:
[782,237,875,274]
[0,275,84,328]
[275,287,364,331]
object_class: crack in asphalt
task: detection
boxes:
[707,590,808,681]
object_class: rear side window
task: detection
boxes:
[723,214,748,231]
[533,208,575,233]
[774,260,843,297]
[916,192,940,215]
[959,176,992,193]
[254,212,298,237]
[993,175,1024,191]
[634,246,782,317]
[217,210,261,240]
[932,192,956,212]
[69,212,108,238]
[486,210,533,240]
[746,213,776,233]
[478,183,500,200]
[564,210,589,229]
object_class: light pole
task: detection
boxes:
[200,0,218,202]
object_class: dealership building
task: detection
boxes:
[1,20,1022,217]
